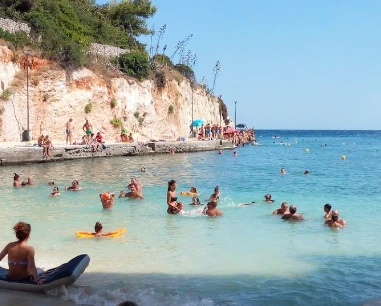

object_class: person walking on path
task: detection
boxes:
[82,119,93,145]
[65,118,73,145]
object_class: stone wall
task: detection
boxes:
[0,18,128,58]
[0,18,30,35]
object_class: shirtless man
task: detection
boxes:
[203,201,223,217]
[99,192,116,209]
[272,202,289,215]
[65,118,73,145]
[82,119,93,144]
[281,204,305,221]
[127,177,142,195]
[324,213,343,228]
[323,204,332,219]
[119,185,144,199]
[325,209,346,226]
[264,194,275,203]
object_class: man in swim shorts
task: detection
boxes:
[272,202,289,215]
[82,119,93,144]
[203,201,223,217]
[65,118,73,145]
[281,204,304,221]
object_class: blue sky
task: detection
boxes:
[96,0,381,129]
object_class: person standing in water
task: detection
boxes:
[167,180,183,214]
[100,192,116,209]
[203,201,223,217]
[272,202,289,215]
[13,173,21,187]
[325,209,346,226]
[281,205,304,221]
[324,204,332,219]
[65,118,73,145]
[0,222,44,284]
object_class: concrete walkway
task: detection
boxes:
[0,140,234,166]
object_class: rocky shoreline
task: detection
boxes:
[0,140,234,166]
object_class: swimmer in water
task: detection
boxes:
[47,181,55,186]
[100,192,116,209]
[141,167,146,172]
[21,177,33,186]
[218,150,223,154]
[50,186,60,197]
[66,180,81,191]
[13,173,21,187]
[166,180,183,214]
[119,185,144,199]
[324,213,342,228]
[92,222,119,237]
[272,202,289,215]
[264,194,275,203]
[127,177,143,195]
[304,170,309,175]
[281,168,286,175]
[325,209,346,227]
[209,186,220,201]
[281,204,305,221]
[203,201,223,217]
[233,151,237,157]
[324,204,332,219]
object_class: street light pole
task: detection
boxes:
[23,49,32,141]
[234,101,237,129]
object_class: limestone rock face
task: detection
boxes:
[0,46,225,142]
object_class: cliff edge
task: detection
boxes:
[0,45,226,143]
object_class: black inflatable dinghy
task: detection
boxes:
[0,254,90,293]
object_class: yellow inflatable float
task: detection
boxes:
[76,228,126,238]
[180,191,198,196]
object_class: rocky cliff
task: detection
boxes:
[0,45,226,142]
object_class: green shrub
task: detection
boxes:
[134,111,140,119]
[154,70,166,89]
[142,111,148,117]
[174,64,195,81]
[138,117,144,125]
[168,104,174,115]
[0,106,5,114]
[84,102,93,113]
[0,89,12,101]
[116,52,150,80]
[0,28,32,49]
[110,117,122,128]
[110,98,117,109]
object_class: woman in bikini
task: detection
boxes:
[0,222,44,284]
[66,180,81,191]
[166,180,183,214]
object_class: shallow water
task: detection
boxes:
[1,130,381,305]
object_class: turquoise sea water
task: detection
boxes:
[1,130,381,306]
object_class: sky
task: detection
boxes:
[96,0,381,130]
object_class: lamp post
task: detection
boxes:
[234,101,237,129]
[191,81,194,137]
[23,49,32,141]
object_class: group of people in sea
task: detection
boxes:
[267,193,346,227]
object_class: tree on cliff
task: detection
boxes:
[0,0,157,67]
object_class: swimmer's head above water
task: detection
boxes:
[94,222,102,233]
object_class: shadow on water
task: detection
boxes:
[4,254,375,306]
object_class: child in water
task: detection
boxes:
[50,186,60,197]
